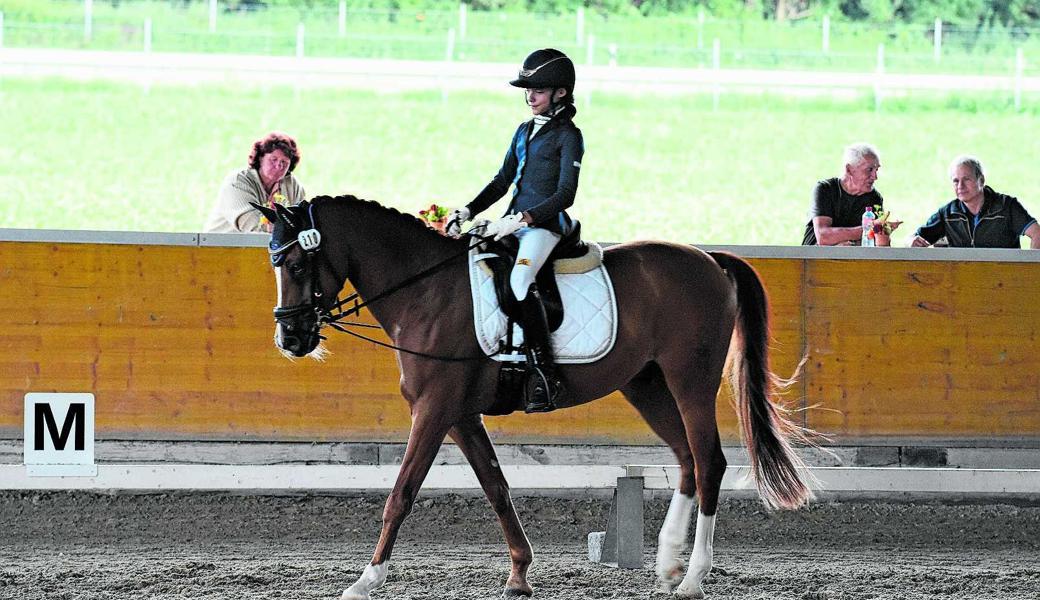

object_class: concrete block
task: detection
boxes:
[902,447,947,467]
[855,446,899,466]
[588,531,606,562]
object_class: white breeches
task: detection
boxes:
[509,227,562,301]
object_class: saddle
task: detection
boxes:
[478,221,589,333]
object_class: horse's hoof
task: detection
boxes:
[656,559,684,592]
[674,582,705,599]
[502,587,533,598]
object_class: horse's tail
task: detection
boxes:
[708,251,817,511]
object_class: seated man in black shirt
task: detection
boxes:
[911,155,1039,249]
[802,142,891,245]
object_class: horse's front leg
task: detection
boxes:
[449,414,534,598]
[341,413,453,600]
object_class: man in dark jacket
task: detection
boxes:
[912,156,1039,249]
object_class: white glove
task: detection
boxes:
[486,212,528,241]
[445,207,471,237]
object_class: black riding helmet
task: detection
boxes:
[510,48,576,103]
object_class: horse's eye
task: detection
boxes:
[288,263,306,278]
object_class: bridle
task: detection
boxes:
[268,205,499,361]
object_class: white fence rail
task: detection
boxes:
[2,47,1037,106]
[3,463,1038,494]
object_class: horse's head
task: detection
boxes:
[251,200,342,358]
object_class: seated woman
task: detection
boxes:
[204,132,306,233]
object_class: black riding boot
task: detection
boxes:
[519,289,565,413]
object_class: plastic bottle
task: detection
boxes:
[861,206,876,247]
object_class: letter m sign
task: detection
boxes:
[24,393,97,477]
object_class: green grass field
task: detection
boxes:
[2,77,1037,246]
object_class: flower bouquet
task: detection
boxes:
[871,205,902,247]
[419,203,450,233]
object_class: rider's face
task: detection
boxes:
[526,87,565,115]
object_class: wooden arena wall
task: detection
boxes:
[1,233,1037,445]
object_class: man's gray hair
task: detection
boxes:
[842,143,880,175]
[949,155,985,184]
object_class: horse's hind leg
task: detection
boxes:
[620,363,696,592]
[658,347,730,600]
[449,414,534,598]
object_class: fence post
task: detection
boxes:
[339,1,346,37]
[144,18,151,53]
[296,23,305,58]
[458,3,466,41]
[874,43,885,112]
[933,17,942,63]
[608,43,617,68]
[822,15,830,54]
[445,27,456,62]
[697,7,704,50]
[586,33,595,65]
[209,0,217,33]
[576,7,584,46]
[1014,48,1024,112]
[84,0,93,43]
[712,38,721,111]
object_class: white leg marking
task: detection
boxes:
[656,489,695,591]
[341,562,388,600]
[675,512,716,599]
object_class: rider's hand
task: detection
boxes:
[487,213,527,241]
[445,207,471,237]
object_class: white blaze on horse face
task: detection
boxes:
[675,511,716,600]
[341,562,388,600]
[657,489,695,591]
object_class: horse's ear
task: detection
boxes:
[250,201,278,225]
[274,202,297,229]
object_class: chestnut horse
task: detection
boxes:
[252,196,815,600]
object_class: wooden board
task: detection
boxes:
[2,242,1037,444]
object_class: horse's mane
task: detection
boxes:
[310,194,456,242]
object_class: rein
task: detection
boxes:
[320,233,503,362]
[272,212,501,362]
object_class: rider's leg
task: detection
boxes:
[510,228,564,413]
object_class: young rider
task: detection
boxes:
[446,48,584,414]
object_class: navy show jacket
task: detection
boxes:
[467,104,584,236]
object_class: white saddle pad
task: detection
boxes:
[469,243,618,364]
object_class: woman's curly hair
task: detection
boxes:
[248,132,301,174]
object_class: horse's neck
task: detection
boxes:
[332,205,462,333]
